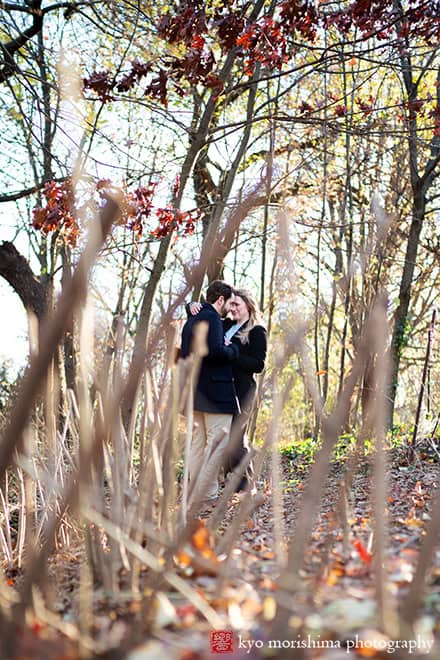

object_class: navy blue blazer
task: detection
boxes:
[181,303,240,414]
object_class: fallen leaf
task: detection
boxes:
[191,520,211,551]
[263,596,277,621]
[403,518,424,528]
[262,550,275,560]
[353,539,372,565]
[259,577,278,591]
[175,550,192,568]
[326,564,345,586]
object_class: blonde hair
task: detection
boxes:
[234,289,262,344]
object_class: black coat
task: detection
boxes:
[223,318,267,412]
[181,304,240,414]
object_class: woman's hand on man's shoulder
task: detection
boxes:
[189,302,203,316]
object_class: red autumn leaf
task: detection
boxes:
[406,98,425,115]
[83,70,115,101]
[31,619,44,636]
[31,207,46,231]
[31,180,80,246]
[334,104,348,117]
[204,73,224,97]
[298,101,313,114]
[352,539,372,564]
[145,68,169,107]
[176,603,197,620]
[191,35,205,50]
[356,97,374,116]
[236,29,255,49]
[117,59,152,93]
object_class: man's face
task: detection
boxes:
[219,294,233,317]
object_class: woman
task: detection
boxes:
[224,289,267,491]
[189,288,267,491]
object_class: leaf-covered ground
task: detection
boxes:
[6,448,440,659]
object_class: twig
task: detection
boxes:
[408,309,437,460]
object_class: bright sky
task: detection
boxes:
[0,279,29,374]
[0,202,32,375]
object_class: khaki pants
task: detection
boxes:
[189,411,232,499]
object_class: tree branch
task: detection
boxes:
[0,1,43,83]
[0,3,36,13]
[0,177,69,203]
[0,1,101,84]
[421,65,440,192]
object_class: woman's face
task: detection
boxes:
[230,295,249,322]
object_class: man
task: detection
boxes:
[181,280,240,502]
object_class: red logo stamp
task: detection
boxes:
[210,630,233,653]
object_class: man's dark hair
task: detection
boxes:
[206,280,233,304]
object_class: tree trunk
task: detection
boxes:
[388,0,440,425]
[0,241,47,321]
[192,62,263,300]
[119,21,265,426]
[389,196,425,422]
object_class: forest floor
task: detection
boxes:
[8,445,440,659]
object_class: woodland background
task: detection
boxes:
[0,1,440,658]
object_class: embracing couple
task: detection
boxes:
[181,280,267,504]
